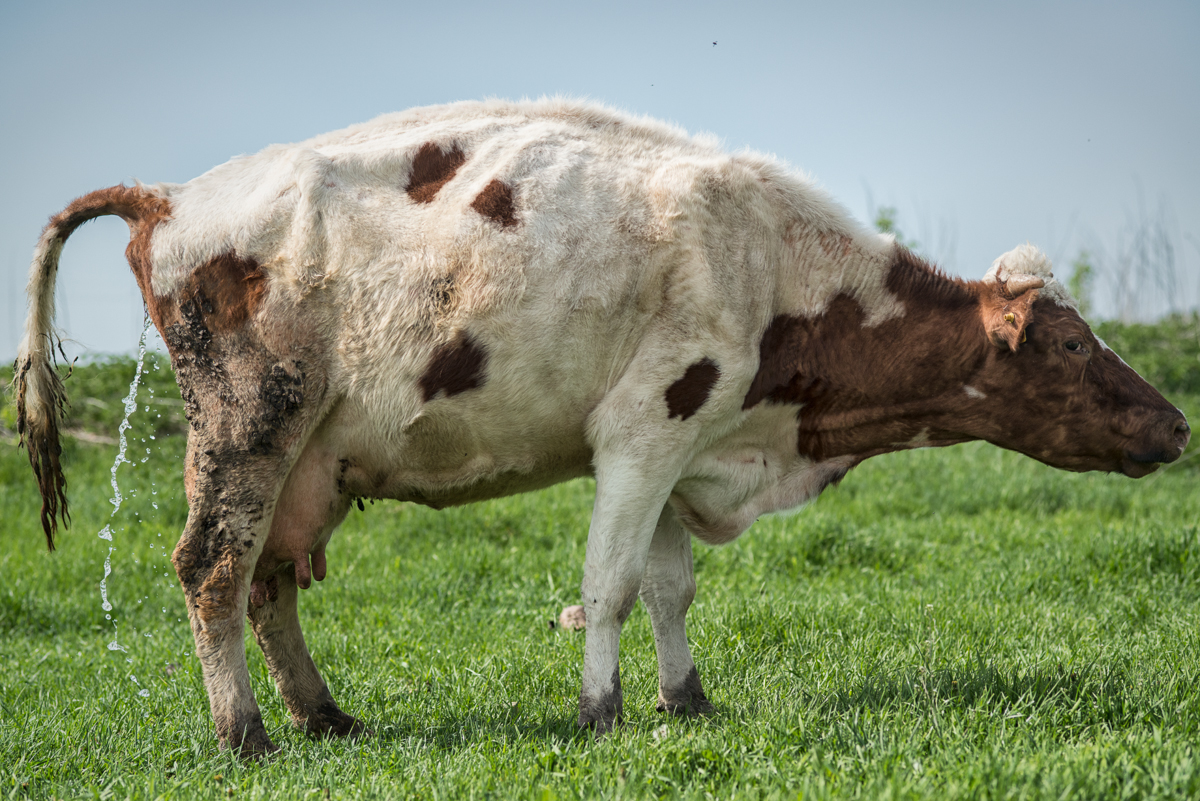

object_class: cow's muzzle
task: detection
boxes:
[1121,411,1190,477]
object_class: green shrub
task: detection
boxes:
[3,352,186,441]
[1095,312,1200,395]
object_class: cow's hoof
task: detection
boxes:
[222,726,280,760]
[302,701,372,739]
[656,696,715,716]
[656,667,714,716]
[577,695,623,734]
[577,710,622,734]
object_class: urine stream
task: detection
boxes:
[98,315,151,697]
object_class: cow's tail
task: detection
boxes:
[14,185,169,550]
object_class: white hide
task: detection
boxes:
[17,96,1099,742]
[142,98,906,540]
[105,99,1082,732]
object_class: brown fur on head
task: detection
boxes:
[967,295,1187,476]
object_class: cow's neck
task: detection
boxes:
[782,247,988,463]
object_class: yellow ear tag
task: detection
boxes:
[1004,313,1016,324]
[1021,330,1027,343]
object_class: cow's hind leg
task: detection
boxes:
[247,444,366,739]
[173,449,294,757]
[162,249,332,755]
[640,507,712,715]
[248,571,367,738]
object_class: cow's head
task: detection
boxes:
[966,245,1189,476]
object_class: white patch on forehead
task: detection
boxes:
[963,385,986,399]
[1094,335,1135,370]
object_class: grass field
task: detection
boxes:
[2,351,1199,800]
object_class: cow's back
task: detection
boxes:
[142,102,765,499]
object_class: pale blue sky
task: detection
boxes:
[2,0,1197,359]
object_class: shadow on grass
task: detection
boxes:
[353,703,725,753]
[817,660,1147,727]
[361,711,587,751]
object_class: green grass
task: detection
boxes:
[1,357,1199,799]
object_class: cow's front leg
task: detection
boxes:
[248,570,367,738]
[640,506,712,715]
[577,458,674,732]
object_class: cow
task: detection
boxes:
[16,99,1190,756]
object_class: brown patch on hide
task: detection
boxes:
[742,314,814,410]
[419,333,488,401]
[406,142,466,203]
[470,179,518,227]
[739,244,1187,475]
[178,253,267,334]
[665,358,720,420]
[743,248,982,460]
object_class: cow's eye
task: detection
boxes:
[1064,340,1087,354]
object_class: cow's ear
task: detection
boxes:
[981,275,1042,351]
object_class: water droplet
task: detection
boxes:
[96,316,151,697]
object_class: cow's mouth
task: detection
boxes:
[1121,446,1181,477]
[1120,457,1162,478]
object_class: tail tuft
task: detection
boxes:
[14,341,71,550]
